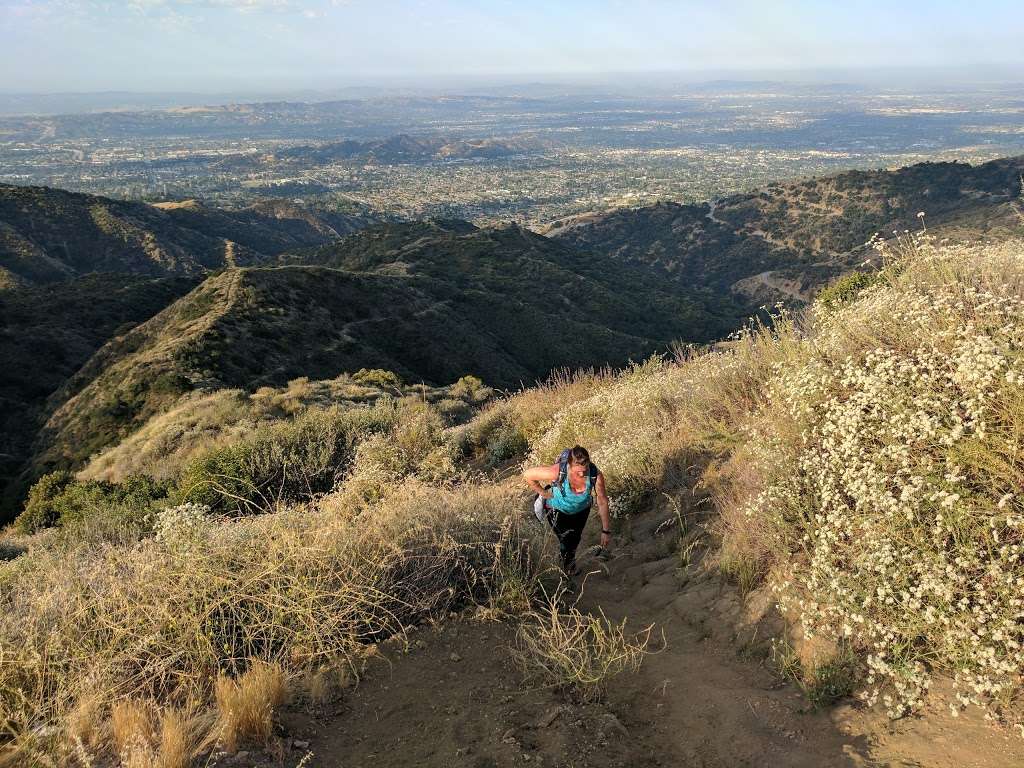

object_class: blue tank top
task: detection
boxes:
[547,471,593,515]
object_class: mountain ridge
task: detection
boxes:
[0,184,376,287]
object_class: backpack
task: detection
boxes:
[534,449,600,524]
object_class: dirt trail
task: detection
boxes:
[264,506,1024,768]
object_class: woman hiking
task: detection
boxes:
[522,446,611,575]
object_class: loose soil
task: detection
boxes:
[244,504,1024,768]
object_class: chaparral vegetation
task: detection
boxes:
[2,232,1024,765]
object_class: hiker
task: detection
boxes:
[523,446,611,574]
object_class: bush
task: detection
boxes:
[174,404,396,514]
[814,270,878,314]
[16,470,74,533]
[352,368,403,390]
[449,374,492,402]
[484,422,528,466]
[15,471,168,535]
[728,237,1024,723]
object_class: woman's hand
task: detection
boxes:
[600,531,611,548]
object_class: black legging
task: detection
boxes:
[545,503,590,572]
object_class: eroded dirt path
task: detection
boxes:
[269,506,1024,768]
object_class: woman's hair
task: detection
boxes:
[568,445,590,465]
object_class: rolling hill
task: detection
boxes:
[544,156,1024,305]
[0,184,375,287]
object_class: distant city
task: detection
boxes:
[3,82,1024,227]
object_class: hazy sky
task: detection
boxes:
[3,0,1023,92]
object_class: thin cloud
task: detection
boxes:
[38,0,342,15]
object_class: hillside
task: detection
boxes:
[0,185,381,513]
[8,156,1024,517]
[3,236,1024,767]
[25,222,735,485]
[0,184,374,286]
[0,274,200,511]
[285,218,743,338]
[544,155,1024,306]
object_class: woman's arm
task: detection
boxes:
[594,472,612,548]
[522,464,559,499]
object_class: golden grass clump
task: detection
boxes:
[108,701,204,768]
[66,694,104,753]
[111,700,158,758]
[214,662,286,752]
[515,597,655,701]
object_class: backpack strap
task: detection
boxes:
[556,448,571,488]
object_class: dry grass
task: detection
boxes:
[111,700,158,759]
[156,708,197,768]
[66,694,104,753]
[298,660,350,707]
[8,231,1024,763]
[0,481,544,764]
[214,662,286,752]
[107,702,205,768]
[80,374,489,484]
[515,595,656,701]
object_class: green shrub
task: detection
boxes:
[485,422,528,466]
[450,375,491,402]
[435,397,472,424]
[173,404,397,514]
[352,368,403,390]
[393,400,446,470]
[16,470,75,533]
[175,442,254,512]
[15,471,169,535]
[814,270,877,314]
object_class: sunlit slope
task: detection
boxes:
[545,155,1024,304]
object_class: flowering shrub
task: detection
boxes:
[735,237,1024,726]
[152,502,212,550]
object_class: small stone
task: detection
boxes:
[230,751,249,763]
[600,714,629,737]
[450,652,462,662]
[501,727,517,743]
[537,707,562,728]
[293,740,310,749]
